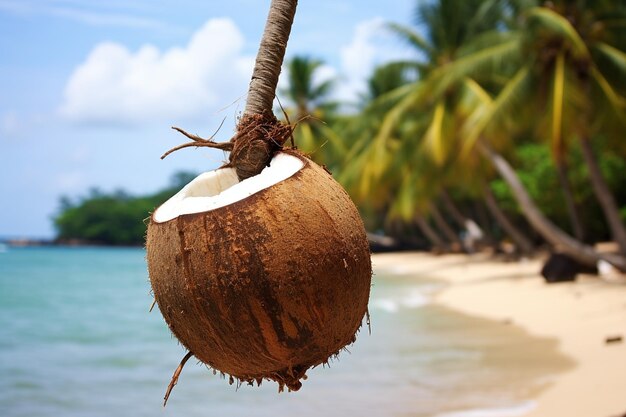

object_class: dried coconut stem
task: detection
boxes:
[163,351,194,407]
[229,0,297,179]
[162,121,232,160]
[161,0,298,179]
[244,0,298,116]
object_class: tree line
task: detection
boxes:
[55,0,626,270]
[280,0,626,269]
[54,172,196,245]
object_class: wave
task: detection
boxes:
[371,288,430,313]
[434,401,536,417]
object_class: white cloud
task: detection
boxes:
[59,18,254,125]
[341,19,385,83]
[336,18,413,103]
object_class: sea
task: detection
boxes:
[0,247,573,417]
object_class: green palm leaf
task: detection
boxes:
[590,66,626,117]
[387,22,435,57]
[422,101,446,165]
[297,121,316,151]
[431,38,520,97]
[461,67,531,156]
[551,52,565,155]
[594,42,626,73]
[526,7,589,59]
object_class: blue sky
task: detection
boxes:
[0,0,416,238]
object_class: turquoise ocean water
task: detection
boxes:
[0,247,571,417]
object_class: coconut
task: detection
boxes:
[146,150,371,391]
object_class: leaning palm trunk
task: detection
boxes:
[439,189,485,251]
[430,205,463,252]
[579,136,626,255]
[478,140,626,271]
[482,182,534,256]
[415,214,447,252]
[555,157,585,241]
[440,189,470,227]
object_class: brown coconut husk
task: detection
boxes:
[228,113,293,180]
[165,113,292,181]
[147,150,371,393]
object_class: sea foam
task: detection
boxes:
[371,287,431,313]
[434,401,536,417]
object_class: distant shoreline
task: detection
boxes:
[0,234,420,252]
[0,238,143,248]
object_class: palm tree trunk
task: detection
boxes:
[579,136,626,255]
[245,0,298,116]
[440,189,486,249]
[473,200,496,246]
[555,158,585,241]
[415,215,446,252]
[430,205,462,252]
[439,190,467,228]
[482,182,534,256]
[478,140,626,270]
[228,0,298,181]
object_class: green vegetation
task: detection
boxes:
[54,0,626,269]
[289,0,626,268]
[54,172,196,245]
[280,55,347,171]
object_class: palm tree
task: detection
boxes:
[342,0,508,245]
[279,56,346,170]
[371,0,626,267]
[338,62,417,229]
[382,0,509,164]
[463,78,626,270]
[482,182,535,256]
[460,1,626,256]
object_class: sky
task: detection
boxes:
[0,0,417,239]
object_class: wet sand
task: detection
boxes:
[372,251,626,417]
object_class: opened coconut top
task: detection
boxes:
[153,152,304,223]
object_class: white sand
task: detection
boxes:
[372,251,626,417]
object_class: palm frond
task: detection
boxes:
[393,174,415,221]
[387,22,435,57]
[461,67,531,155]
[457,29,519,57]
[594,42,626,74]
[463,78,494,105]
[316,123,348,158]
[421,101,446,165]
[590,66,626,121]
[364,63,421,101]
[311,79,335,102]
[551,52,565,155]
[365,82,417,111]
[296,121,316,152]
[466,0,507,39]
[431,38,521,97]
[526,7,589,59]
[373,85,424,156]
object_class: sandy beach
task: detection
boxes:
[372,251,626,417]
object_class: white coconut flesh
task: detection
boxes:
[153,152,304,223]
